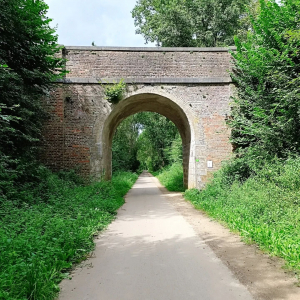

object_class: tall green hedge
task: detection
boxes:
[0,0,65,198]
[229,0,300,179]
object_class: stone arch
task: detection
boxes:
[100,90,195,188]
[42,47,234,190]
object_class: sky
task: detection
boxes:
[45,0,155,47]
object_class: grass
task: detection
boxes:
[0,171,138,300]
[184,158,300,274]
[152,162,185,192]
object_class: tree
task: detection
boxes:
[132,0,250,47]
[136,112,179,171]
[0,0,65,196]
[229,0,300,176]
[112,114,141,172]
[112,112,180,172]
[164,133,183,164]
[236,0,261,42]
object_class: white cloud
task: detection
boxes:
[45,0,154,47]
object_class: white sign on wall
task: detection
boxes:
[207,160,213,168]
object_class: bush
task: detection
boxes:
[0,0,65,196]
[185,157,300,272]
[0,171,138,300]
[154,163,185,192]
[229,0,300,180]
[103,79,126,104]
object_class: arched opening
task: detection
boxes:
[112,112,183,178]
[102,93,192,188]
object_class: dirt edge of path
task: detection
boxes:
[151,174,300,300]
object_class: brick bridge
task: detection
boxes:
[42,46,234,189]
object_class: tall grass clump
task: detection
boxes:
[185,157,300,272]
[0,171,137,300]
[153,163,185,192]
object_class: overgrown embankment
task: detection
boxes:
[153,163,185,192]
[154,157,300,274]
[0,171,137,300]
[185,158,300,273]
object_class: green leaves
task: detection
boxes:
[112,114,141,172]
[155,162,185,191]
[112,112,180,173]
[0,0,65,197]
[185,157,300,272]
[230,0,300,172]
[0,171,138,300]
[103,79,126,104]
[132,0,250,47]
[136,112,179,171]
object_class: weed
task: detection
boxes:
[102,79,126,104]
[0,171,138,300]
[153,163,185,192]
[184,157,300,273]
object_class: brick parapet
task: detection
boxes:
[58,77,232,84]
[63,48,233,81]
[63,46,236,52]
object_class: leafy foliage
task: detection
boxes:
[164,133,183,164]
[136,112,179,171]
[132,0,251,47]
[153,162,185,191]
[183,0,300,275]
[112,114,141,172]
[103,79,126,104]
[185,157,300,273]
[0,171,138,300]
[112,112,181,172]
[236,0,261,42]
[0,0,65,199]
[228,0,300,180]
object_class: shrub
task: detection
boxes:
[103,79,126,104]
[154,163,185,192]
[0,171,138,300]
[185,157,300,272]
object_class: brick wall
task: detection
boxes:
[64,47,232,80]
[42,47,233,188]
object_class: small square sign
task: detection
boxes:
[207,160,213,168]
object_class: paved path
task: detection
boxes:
[59,173,254,300]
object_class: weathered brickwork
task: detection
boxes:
[42,47,234,189]
[40,89,65,171]
[64,47,232,80]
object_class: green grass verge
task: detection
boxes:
[184,158,300,274]
[153,163,185,192]
[0,171,138,300]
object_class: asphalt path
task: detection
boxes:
[59,172,254,300]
